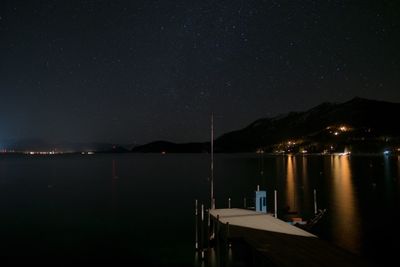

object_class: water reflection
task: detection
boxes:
[330,155,360,253]
[0,161,5,184]
[111,159,119,210]
[208,247,217,267]
[301,156,308,187]
[384,155,393,200]
[384,155,391,180]
[112,159,119,180]
[398,156,400,187]
[300,156,310,213]
[285,156,298,212]
[275,156,284,189]
[194,251,206,267]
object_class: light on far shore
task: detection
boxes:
[81,151,95,155]
[329,124,352,136]
[26,151,60,155]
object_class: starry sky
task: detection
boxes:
[1,0,399,145]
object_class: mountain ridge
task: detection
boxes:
[132,97,400,153]
[3,97,398,154]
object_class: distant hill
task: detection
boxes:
[215,97,400,152]
[131,141,208,153]
[3,97,398,154]
[131,97,400,153]
[5,97,397,154]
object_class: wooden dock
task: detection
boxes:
[209,208,373,267]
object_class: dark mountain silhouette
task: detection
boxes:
[132,97,400,153]
[6,97,397,154]
[215,97,400,152]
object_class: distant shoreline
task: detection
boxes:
[0,151,398,157]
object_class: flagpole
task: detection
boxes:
[210,113,215,209]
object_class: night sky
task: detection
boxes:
[1,0,399,145]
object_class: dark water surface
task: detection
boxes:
[0,154,399,265]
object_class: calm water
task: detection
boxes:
[0,154,399,265]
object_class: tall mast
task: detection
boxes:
[210,113,215,209]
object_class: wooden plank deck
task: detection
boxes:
[210,208,315,237]
[210,208,373,267]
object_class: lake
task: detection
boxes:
[0,153,399,265]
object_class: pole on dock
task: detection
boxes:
[226,222,230,248]
[243,197,246,208]
[208,209,211,227]
[201,203,204,224]
[314,189,318,215]
[210,113,215,210]
[201,204,205,260]
[210,211,215,240]
[216,215,220,246]
[195,199,198,250]
[228,198,231,209]
[257,184,260,191]
[274,190,278,218]
[207,209,211,247]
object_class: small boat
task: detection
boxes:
[288,209,328,231]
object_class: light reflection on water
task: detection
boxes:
[301,156,310,213]
[329,155,360,252]
[285,155,298,212]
